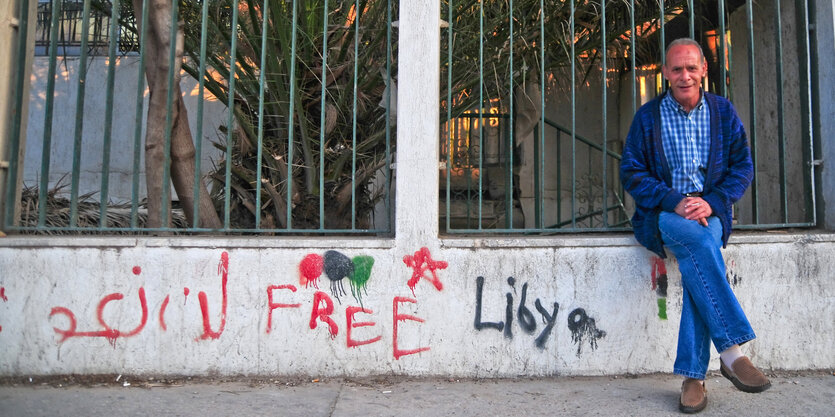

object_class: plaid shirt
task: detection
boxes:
[660,92,710,194]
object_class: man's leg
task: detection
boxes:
[658,212,757,377]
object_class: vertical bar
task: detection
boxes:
[224,0,241,229]
[38,0,64,227]
[601,0,608,228]
[508,0,515,230]
[191,0,211,228]
[688,0,695,39]
[99,0,122,228]
[571,0,576,228]
[533,124,540,227]
[287,0,298,229]
[660,0,666,70]
[795,0,815,223]
[255,0,271,230]
[446,0,453,232]
[318,0,329,230]
[350,0,359,230]
[773,0,787,222]
[718,0,727,97]
[630,0,636,114]
[556,131,561,226]
[70,0,92,228]
[131,0,151,229]
[746,0,759,223]
[384,0,392,232]
[478,0,484,229]
[538,0,545,229]
[5,0,31,228]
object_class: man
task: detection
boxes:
[620,38,771,413]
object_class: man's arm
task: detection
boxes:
[702,106,754,216]
[620,111,683,213]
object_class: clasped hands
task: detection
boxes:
[674,196,712,227]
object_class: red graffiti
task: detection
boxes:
[0,286,5,333]
[651,257,667,291]
[159,295,170,331]
[49,288,148,345]
[197,252,229,340]
[392,296,429,359]
[346,306,382,348]
[309,291,338,338]
[403,247,448,295]
[132,266,142,275]
[266,284,301,333]
[299,254,324,289]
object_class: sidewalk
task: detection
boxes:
[1,371,833,416]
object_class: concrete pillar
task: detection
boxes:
[395,0,440,247]
[812,0,835,230]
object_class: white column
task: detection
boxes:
[395,0,440,247]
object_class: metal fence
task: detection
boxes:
[440,0,817,234]
[4,0,396,234]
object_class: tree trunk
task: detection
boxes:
[133,0,221,229]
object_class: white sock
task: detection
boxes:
[720,345,744,368]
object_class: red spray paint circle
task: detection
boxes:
[299,254,324,288]
[132,266,142,275]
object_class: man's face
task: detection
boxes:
[662,44,707,109]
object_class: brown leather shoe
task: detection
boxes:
[679,378,707,413]
[720,356,772,393]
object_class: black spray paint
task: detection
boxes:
[323,250,352,301]
[567,308,607,356]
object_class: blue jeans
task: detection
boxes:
[658,212,756,379]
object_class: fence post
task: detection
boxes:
[811,0,835,229]
[396,0,440,246]
[0,0,36,231]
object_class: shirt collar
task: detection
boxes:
[663,90,706,115]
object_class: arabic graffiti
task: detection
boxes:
[48,252,229,345]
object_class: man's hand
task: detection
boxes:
[674,197,712,226]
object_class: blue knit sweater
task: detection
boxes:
[620,91,754,258]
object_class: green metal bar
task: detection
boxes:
[533,125,540,227]
[478,0,484,229]
[630,0,636,115]
[3,224,395,234]
[601,0,608,228]
[795,0,815,224]
[660,0,665,72]
[446,0,453,232]
[131,0,151,229]
[287,0,298,230]
[688,0,694,39]
[746,0,759,223]
[38,0,65,227]
[773,0,787,222]
[556,130,561,226]
[538,0,544,229]
[384,0,392,233]
[319,0,329,230]
[571,0,576,229]
[191,0,211,229]
[507,0,514,229]
[70,0,93,228]
[224,0,241,229]
[718,0,727,97]
[99,0,122,228]
[255,0,271,230]
[350,0,359,230]
[162,0,181,228]
[5,0,31,229]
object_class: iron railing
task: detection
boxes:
[440,0,816,234]
[4,0,396,235]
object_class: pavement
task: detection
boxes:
[1,371,833,416]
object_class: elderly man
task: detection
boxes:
[620,38,771,413]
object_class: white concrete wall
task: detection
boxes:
[0,234,833,377]
[24,56,227,202]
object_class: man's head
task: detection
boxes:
[662,38,707,112]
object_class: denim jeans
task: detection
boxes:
[658,212,756,379]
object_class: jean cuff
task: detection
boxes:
[716,332,756,354]
[674,368,706,380]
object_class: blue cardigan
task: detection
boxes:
[620,91,754,258]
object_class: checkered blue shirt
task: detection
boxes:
[660,92,711,194]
